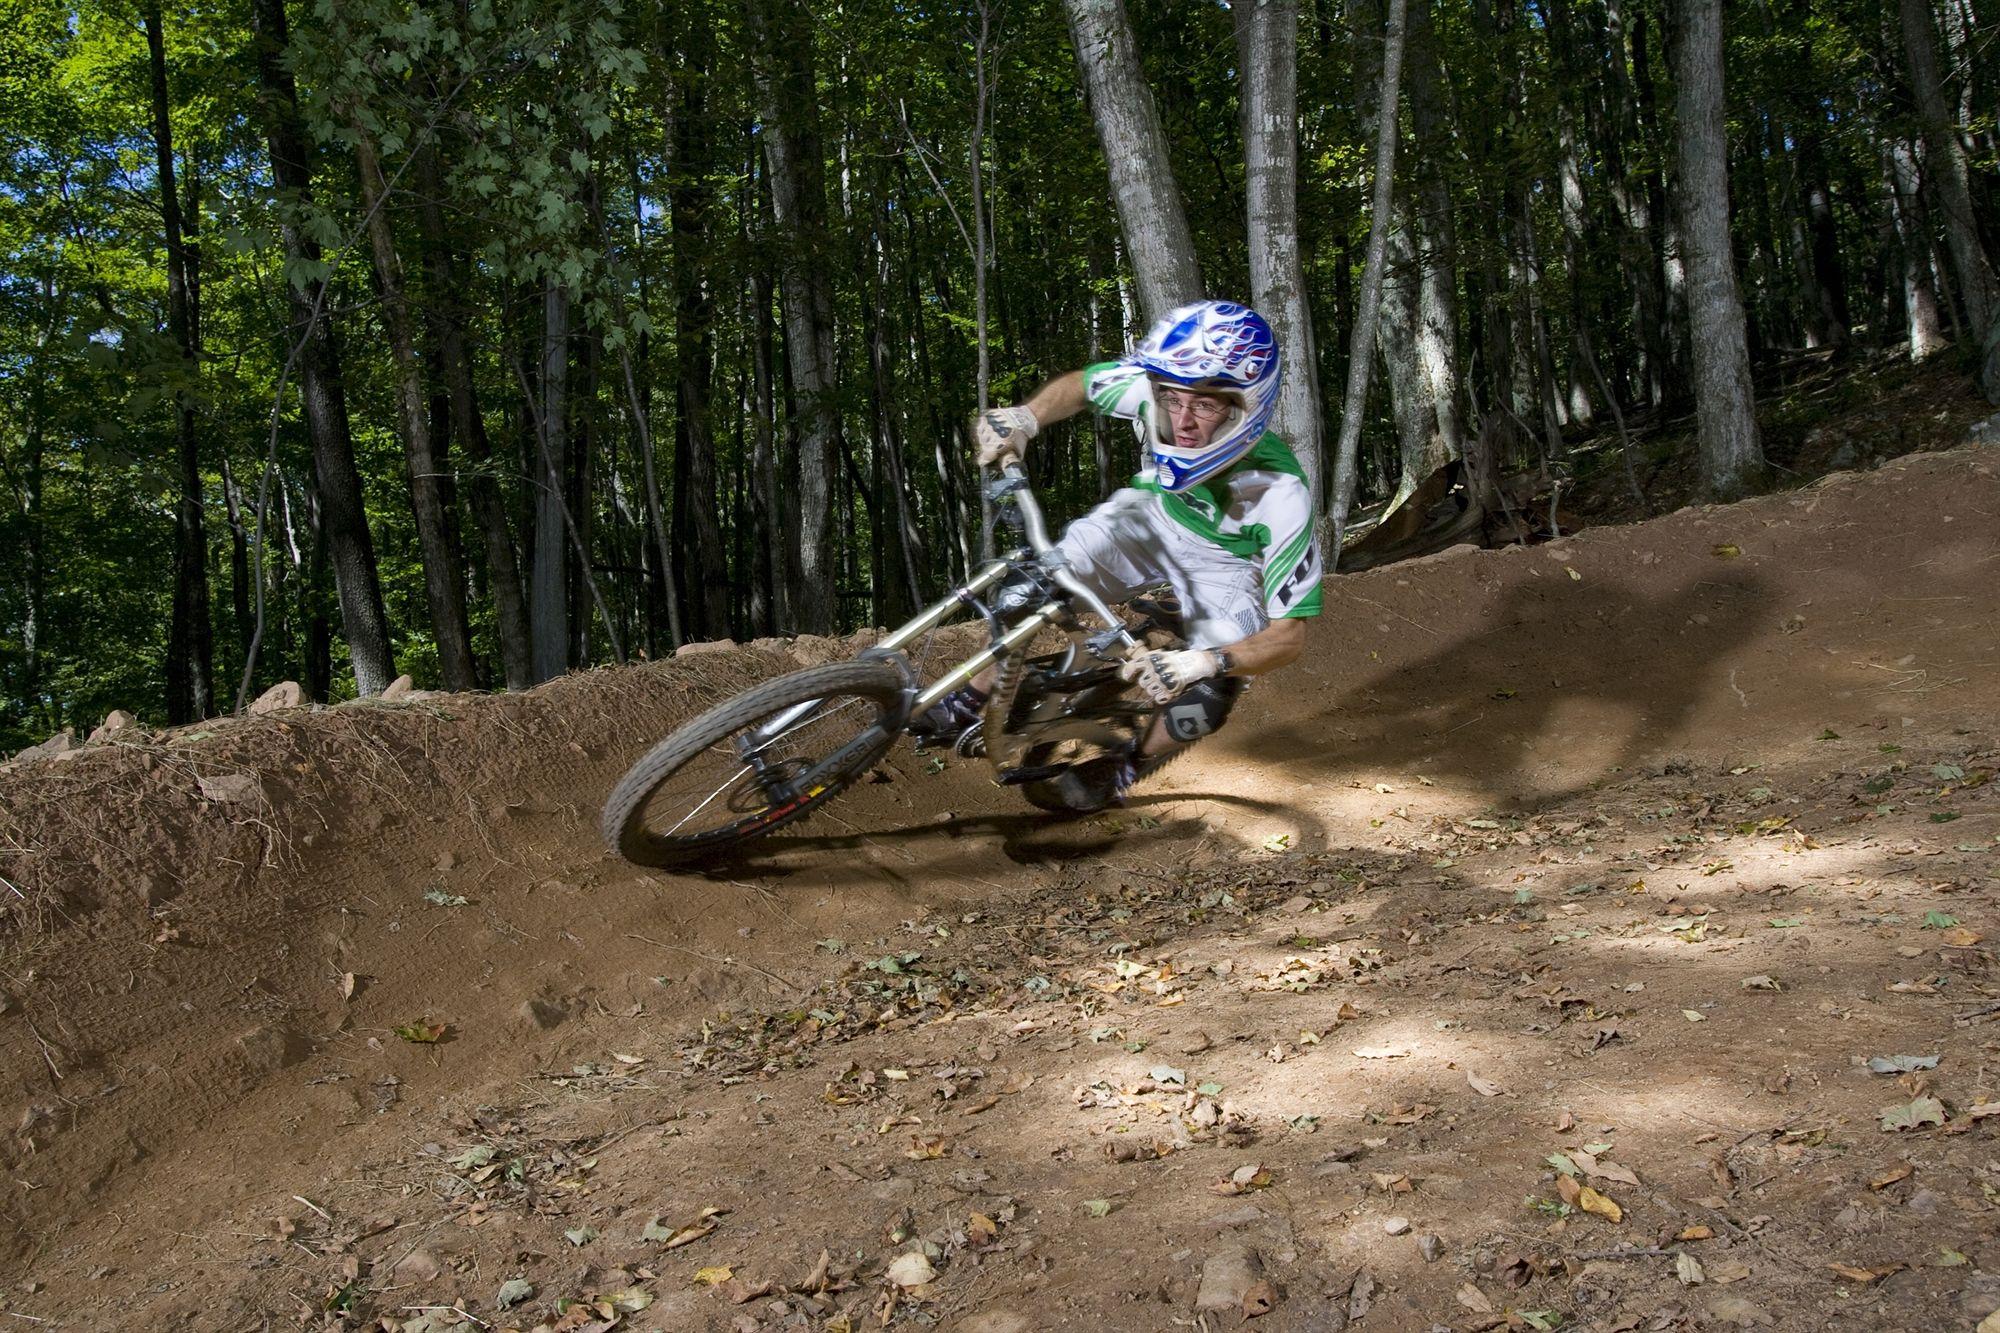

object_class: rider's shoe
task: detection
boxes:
[910,685,988,754]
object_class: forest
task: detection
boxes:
[1,0,1996,750]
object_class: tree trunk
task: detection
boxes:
[1378,212,1451,507]
[671,36,731,640]
[1673,0,1765,499]
[144,2,215,723]
[1631,5,1688,400]
[250,0,395,696]
[413,141,532,689]
[1899,0,2000,397]
[220,456,252,658]
[748,0,839,632]
[1798,128,1852,349]
[1885,137,1949,360]
[354,129,476,691]
[747,301,779,631]
[1402,0,1468,476]
[1602,0,1671,408]
[1062,0,1204,322]
[531,278,571,682]
[1235,0,1324,497]
[1329,0,1408,548]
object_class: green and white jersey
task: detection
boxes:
[1082,359,1323,621]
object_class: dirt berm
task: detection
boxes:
[2,444,1997,1331]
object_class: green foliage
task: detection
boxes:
[0,0,1987,745]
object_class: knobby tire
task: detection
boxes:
[603,659,907,867]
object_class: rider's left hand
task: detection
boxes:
[1119,647,1220,704]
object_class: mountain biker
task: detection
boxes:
[913,299,1323,802]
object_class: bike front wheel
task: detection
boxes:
[603,659,908,867]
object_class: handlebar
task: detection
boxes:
[995,462,1136,657]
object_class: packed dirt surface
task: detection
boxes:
[3,444,1999,1333]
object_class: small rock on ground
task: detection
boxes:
[1195,1246,1262,1312]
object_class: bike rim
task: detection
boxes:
[634,692,894,848]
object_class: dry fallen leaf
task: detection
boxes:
[1353,1045,1412,1060]
[1577,1185,1624,1223]
[1211,1163,1275,1196]
[1827,1261,1903,1285]
[1939,926,1983,947]
[884,1252,935,1288]
[1678,1225,1714,1242]
[1868,1163,1913,1191]
[1455,1282,1495,1314]
[1240,1278,1278,1319]
[692,1265,734,1286]
[1676,1251,1705,1286]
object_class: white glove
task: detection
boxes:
[1119,647,1220,704]
[974,405,1040,467]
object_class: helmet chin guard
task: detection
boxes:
[1130,301,1281,491]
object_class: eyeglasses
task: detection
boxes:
[1156,389,1233,424]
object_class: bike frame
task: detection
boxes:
[742,465,1135,754]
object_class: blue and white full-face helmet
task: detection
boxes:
[1131,299,1281,492]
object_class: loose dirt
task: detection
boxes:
[2,444,1997,1333]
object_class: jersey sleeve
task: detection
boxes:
[1250,476,1323,620]
[1081,360,1152,422]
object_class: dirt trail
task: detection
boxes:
[2,445,1997,1332]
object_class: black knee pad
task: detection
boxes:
[1157,675,1244,744]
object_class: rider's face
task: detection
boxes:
[1155,386,1234,449]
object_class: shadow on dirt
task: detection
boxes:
[1247,571,1776,809]
[693,791,1325,877]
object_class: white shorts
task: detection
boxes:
[1055,488,1268,650]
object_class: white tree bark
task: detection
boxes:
[1235,0,1324,497]
[1884,138,1949,361]
[1062,0,1202,323]
[1329,0,1407,551]
[1379,213,1448,509]
[1672,0,1764,500]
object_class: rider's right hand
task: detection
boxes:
[975,406,1040,467]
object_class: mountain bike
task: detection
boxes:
[602,463,1187,868]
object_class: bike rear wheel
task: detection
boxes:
[603,659,908,867]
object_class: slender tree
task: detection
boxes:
[143,1,215,721]
[250,0,396,696]
[1330,0,1408,551]
[1062,0,1203,322]
[1236,0,1324,496]
[1673,0,1765,499]
[353,129,477,690]
[748,0,840,633]
[1899,0,2000,398]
